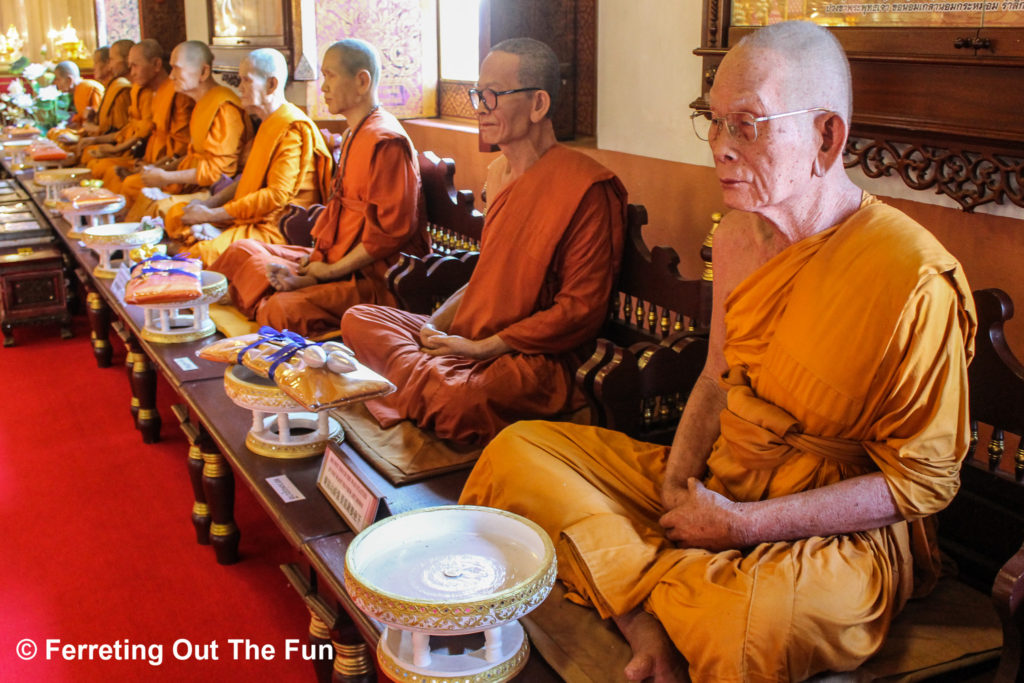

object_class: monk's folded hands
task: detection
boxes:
[658,477,746,551]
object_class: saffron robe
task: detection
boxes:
[71,79,103,125]
[460,199,977,681]
[94,76,132,134]
[121,85,250,217]
[85,83,155,177]
[172,102,333,266]
[101,79,193,193]
[341,144,627,445]
[211,108,427,337]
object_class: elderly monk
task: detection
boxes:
[100,49,193,194]
[52,61,103,129]
[460,21,977,682]
[84,40,170,179]
[212,39,427,337]
[75,40,133,146]
[167,48,332,266]
[121,41,250,221]
[341,38,626,445]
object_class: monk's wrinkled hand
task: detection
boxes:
[297,259,334,282]
[182,202,214,225]
[139,166,166,187]
[91,144,115,158]
[419,322,444,348]
[659,477,745,551]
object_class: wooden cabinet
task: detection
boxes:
[207,0,317,81]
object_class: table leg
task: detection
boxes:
[85,290,112,367]
[308,611,335,683]
[200,434,240,565]
[330,612,375,683]
[128,336,161,443]
[2,320,13,347]
[188,444,211,545]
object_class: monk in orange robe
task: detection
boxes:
[120,41,251,222]
[164,48,333,266]
[340,39,626,444]
[460,23,977,682]
[51,60,103,130]
[73,40,133,155]
[212,40,426,337]
[84,40,171,179]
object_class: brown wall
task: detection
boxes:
[403,120,1024,355]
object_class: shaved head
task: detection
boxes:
[325,39,380,87]
[490,37,560,117]
[55,61,80,78]
[734,21,852,124]
[176,40,215,69]
[133,38,164,63]
[111,39,134,63]
[244,48,288,90]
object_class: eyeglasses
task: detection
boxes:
[468,87,541,112]
[690,107,833,143]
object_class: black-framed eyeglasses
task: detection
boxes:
[690,107,833,143]
[468,87,542,112]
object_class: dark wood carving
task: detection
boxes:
[844,135,1024,213]
[281,202,326,247]
[138,0,187,56]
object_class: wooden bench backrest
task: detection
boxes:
[418,150,484,253]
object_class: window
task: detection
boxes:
[438,0,481,82]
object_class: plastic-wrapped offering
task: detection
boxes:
[124,253,203,305]
[59,184,122,208]
[28,139,70,161]
[198,328,394,412]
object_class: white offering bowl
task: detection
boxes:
[222,364,342,458]
[34,167,91,207]
[62,196,128,240]
[79,221,163,278]
[137,271,227,344]
[345,505,556,681]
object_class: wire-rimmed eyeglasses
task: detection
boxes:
[690,107,833,143]
[468,87,542,112]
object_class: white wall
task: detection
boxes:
[596,1,713,168]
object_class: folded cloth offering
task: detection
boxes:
[124,253,203,305]
[59,185,122,209]
[198,327,394,412]
[28,140,70,161]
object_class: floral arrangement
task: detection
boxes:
[1,58,70,132]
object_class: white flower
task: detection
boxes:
[36,85,60,101]
[22,63,46,81]
[6,79,24,96]
[12,93,33,110]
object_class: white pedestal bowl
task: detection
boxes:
[137,270,227,343]
[78,221,163,278]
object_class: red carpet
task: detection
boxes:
[0,317,315,681]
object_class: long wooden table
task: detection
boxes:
[6,158,558,682]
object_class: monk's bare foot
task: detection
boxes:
[614,607,688,682]
[266,263,316,292]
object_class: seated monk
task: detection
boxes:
[48,60,103,139]
[73,40,133,158]
[100,51,193,194]
[120,40,251,223]
[212,39,427,337]
[459,21,977,682]
[340,38,627,445]
[85,40,170,180]
[171,48,333,266]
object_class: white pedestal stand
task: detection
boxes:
[137,271,227,344]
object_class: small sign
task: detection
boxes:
[266,475,306,503]
[111,262,130,300]
[317,443,384,532]
[17,246,33,255]
[173,356,198,371]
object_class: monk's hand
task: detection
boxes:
[182,202,215,225]
[91,144,115,158]
[420,329,507,359]
[659,478,746,551]
[139,166,167,187]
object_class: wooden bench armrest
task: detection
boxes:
[576,331,708,444]
[386,250,479,315]
[993,539,1024,681]
[279,202,326,248]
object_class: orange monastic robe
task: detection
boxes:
[212,108,426,338]
[121,85,249,215]
[71,79,103,125]
[175,101,333,266]
[460,198,977,681]
[95,76,132,134]
[102,79,192,193]
[85,83,155,177]
[341,144,627,444]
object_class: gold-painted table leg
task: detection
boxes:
[201,445,239,565]
[188,444,211,545]
[85,290,112,367]
[127,335,160,443]
[330,613,374,683]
